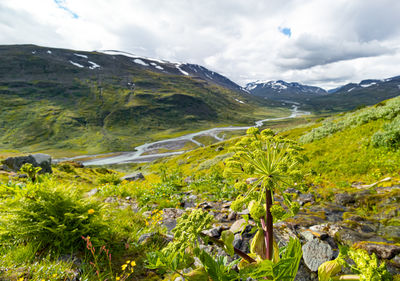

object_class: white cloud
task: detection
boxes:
[1,0,400,89]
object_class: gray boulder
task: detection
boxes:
[121,172,144,181]
[302,239,334,272]
[3,153,52,174]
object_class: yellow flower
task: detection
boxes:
[88,209,95,215]
[18,278,24,281]
[126,260,131,264]
[121,264,128,271]
[116,277,120,280]
[131,261,136,267]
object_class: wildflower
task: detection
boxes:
[116,277,120,280]
[121,264,128,271]
[88,209,95,215]
[131,260,136,267]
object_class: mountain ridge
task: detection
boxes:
[0,44,287,154]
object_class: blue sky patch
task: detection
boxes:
[54,0,79,19]
[279,27,291,37]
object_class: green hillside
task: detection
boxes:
[0,45,287,155]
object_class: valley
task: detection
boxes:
[0,44,400,281]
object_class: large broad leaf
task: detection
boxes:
[195,248,239,281]
[318,259,342,281]
[221,230,235,257]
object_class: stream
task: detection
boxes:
[56,105,310,165]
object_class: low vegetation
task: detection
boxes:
[1,96,400,280]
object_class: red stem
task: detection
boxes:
[262,187,273,260]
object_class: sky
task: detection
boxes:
[1,0,400,89]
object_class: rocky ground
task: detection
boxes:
[112,179,400,280]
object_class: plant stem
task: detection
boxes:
[262,187,273,260]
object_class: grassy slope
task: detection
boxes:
[143,96,400,188]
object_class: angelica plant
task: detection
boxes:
[224,127,307,261]
[318,247,392,281]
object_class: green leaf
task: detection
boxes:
[221,230,235,257]
[318,259,342,281]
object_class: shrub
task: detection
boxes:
[0,179,109,253]
[371,116,400,149]
[300,96,400,143]
[97,173,122,185]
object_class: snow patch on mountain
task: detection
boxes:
[88,61,100,69]
[74,53,88,59]
[69,61,84,68]
[360,82,377,88]
[176,65,189,76]
[133,59,149,66]
[235,98,245,104]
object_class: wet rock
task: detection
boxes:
[302,239,334,272]
[355,242,400,260]
[298,193,315,206]
[121,172,144,181]
[3,153,52,174]
[335,193,356,206]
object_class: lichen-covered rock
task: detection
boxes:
[354,241,400,260]
[3,153,52,174]
[302,239,334,272]
[335,193,355,206]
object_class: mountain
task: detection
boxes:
[306,76,400,112]
[0,44,285,154]
[246,77,400,112]
[245,80,327,102]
